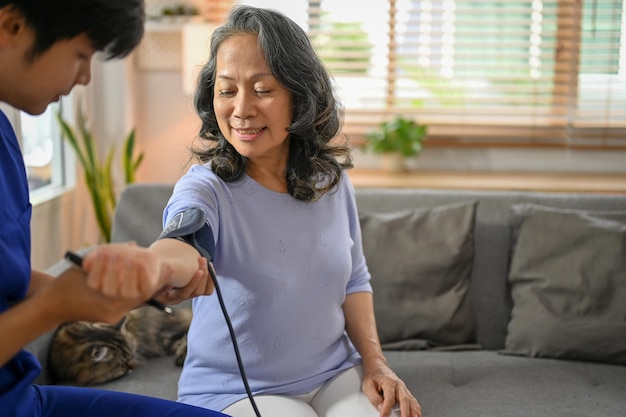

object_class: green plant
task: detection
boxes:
[362,116,428,157]
[56,110,144,243]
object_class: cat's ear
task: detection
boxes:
[113,316,128,331]
[90,346,110,363]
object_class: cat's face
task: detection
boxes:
[47,321,137,386]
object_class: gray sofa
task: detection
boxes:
[30,182,626,417]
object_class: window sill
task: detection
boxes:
[347,169,626,195]
[30,184,73,207]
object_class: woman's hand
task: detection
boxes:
[342,292,422,417]
[362,358,422,417]
[154,257,215,305]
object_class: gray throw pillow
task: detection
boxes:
[504,204,626,364]
[359,201,477,349]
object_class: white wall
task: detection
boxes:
[132,71,199,183]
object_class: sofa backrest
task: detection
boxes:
[111,183,175,247]
[355,188,626,349]
[112,183,626,350]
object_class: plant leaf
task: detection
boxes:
[77,109,98,175]
[56,112,89,170]
[56,108,139,243]
[104,145,117,210]
[123,129,136,184]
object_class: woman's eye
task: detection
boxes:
[218,90,235,97]
[256,90,272,96]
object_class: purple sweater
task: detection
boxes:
[164,164,372,411]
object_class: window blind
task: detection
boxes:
[307,0,626,149]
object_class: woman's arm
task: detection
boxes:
[343,291,386,365]
[343,291,421,417]
[152,252,214,305]
[148,238,214,291]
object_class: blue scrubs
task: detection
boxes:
[0,110,228,417]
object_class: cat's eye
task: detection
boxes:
[91,346,109,362]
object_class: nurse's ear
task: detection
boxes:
[0,6,27,47]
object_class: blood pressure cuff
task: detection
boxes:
[158,208,215,261]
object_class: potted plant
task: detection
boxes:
[362,116,428,172]
[56,110,144,243]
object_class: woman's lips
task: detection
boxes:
[235,127,265,141]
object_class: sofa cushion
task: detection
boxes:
[387,350,626,417]
[504,203,626,364]
[359,200,478,349]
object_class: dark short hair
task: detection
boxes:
[0,0,145,59]
[193,5,352,202]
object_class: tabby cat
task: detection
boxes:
[47,306,192,386]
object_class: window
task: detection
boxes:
[308,0,626,148]
[21,104,59,189]
[6,101,72,204]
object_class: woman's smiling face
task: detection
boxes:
[213,33,293,166]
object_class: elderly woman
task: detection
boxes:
[159,5,421,417]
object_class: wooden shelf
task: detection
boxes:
[347,169,626,194]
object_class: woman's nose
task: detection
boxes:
[233,92,254,120]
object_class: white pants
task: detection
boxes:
[221,365,400,417]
